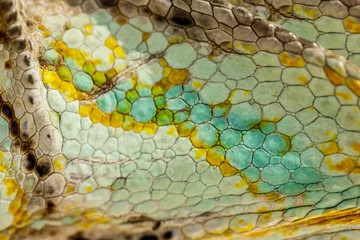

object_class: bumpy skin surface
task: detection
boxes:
[1,0,360,239]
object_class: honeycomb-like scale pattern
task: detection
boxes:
[1,0,360,239]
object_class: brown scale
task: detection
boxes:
[0,97,40,187]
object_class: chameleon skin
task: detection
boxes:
[1,0,360,239]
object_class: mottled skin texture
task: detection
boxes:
[1,0,360,239]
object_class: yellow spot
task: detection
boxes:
[0,152,6,173]
[108,53,115,65]
[325,156,355,173]
[235,179,247,188]
[110,112,124,128]
[79,104,92,117]
[279,52,305,67]
[3,178,18,197]
[177,122,194,137]
[294,5,319,19]
[85,185,93,193]
[166,126,177,136]
[143,123,157,136]
[106,68,117,80]
[220,162,238,176]
[8,200,21,215]
[233,222,254,233]
[152,78,171,96]
[194,148,207,161]
[319,141,339,155]
[133,122,144,133]
[53,155,67,171]
[101,114,111,127]
[168,69,189,85]
[325,66,345,86]
[159,59,168,67]
[351,143,360,155]
[257,206,268,212]
[344,16,360,33]
[114,46,126,59]
[64,184,76,195]
[43,70,62,88]
[336,91,353,101]
[142,32,151,41]
[122,115,135,131]
[265,191,282,201]
[82,24,93,36]
[59,81,78,101]
[233,41,258,54]
[105,36,118,50]
[346,78,360,97]
[192,80,204,90]
[207,147,225,166]
[296,75,309,85]
[163,66,172,77]
[90,106,103,123]
[77,221,92,229]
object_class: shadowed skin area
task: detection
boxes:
[1,0,360,239]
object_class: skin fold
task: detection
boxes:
[0,0,360,239]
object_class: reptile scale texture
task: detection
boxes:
[1,0,360,239]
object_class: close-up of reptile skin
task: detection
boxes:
[1,0,360,239]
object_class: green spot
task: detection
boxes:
[253,149,270,168]
[135,84,151,97]
[166,99,187,111]
[251,180,274,193]
[241,167,260,182]
[301,148,323,167]
[73,72,93,93]
[228,102,262,130]
[157,110,173,126]
[0,117,9,143]
[131,97,156,122]
[113,90,125,100]
[270,156,281,164]
[154,96,165,109]
[190,124,218,148]
[220,129,241,149]
[117,99,131,114]
[259,121,276,134]
[323,176,353,192]
[263,133,290,156]
[182,92,198,105]
[116,77,134,91]
[126,89,139,103]
[278,183,305,196]
[96,92,116,113]
[174,111,189,124]
[45,49,61,66]
[91,9,112,25]
[190,104,211,124]
[213,104,230,117]
[226,146,252,170]
[165,85,182,99]
[293,167,321,184]
[83,61,96,75]
[57,66,72,82]
[92,72,106,87]
[262,164,290,185]
[211,117,228,131]
[243,129,265,149]
[164,43,197,69]
[282,152,300,170]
